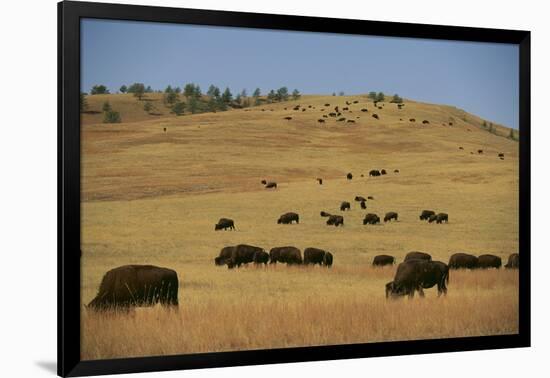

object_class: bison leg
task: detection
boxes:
[418,287,425,298]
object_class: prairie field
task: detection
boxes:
[80,94,519,360]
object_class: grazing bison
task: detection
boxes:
[304,247,332,266]
[329,112,337,117]
[327,215,344,227]
[253,250,270,265]
[337,117,346,122]
[215,246,235,266]
[360,200,367,209]
[347,173,353,180]
[422,120,430,124]
[88,265,179,309]
[353,100,359,104]
[163,127,167,132]
[334,106,339,112]
[283,116,292,120]
[367,196,374,200]
[355,196,367,202]
[318,119,326,123]
[449,122,453,126]
[477,254,502,269]
[342,107,349,111]
[459,146,464,150]
[227,244,265,268]
[478,149,484,154]
[419,210,436,220]
[372,255,395,267]
[380,169,387,175]
[404,251,432,262]
[317,178,323,185]
[363,213,380,225]
[394,169,400,173]
[505,253,519,269]
[409,118,416,122]
[372,114,379,119]
[448,252,479,269]
[320,211,331,217]
[384,212,398,222]
[361,108,368,112]
[324,103,331,106]
[265,182,277,189]
[347,120,355,123]
[428,213,448,224]
[261,179,267,185]
[340,201,351,211]
[369,169,381,177]
[386,260,449,298]
[214,218,235,231]
[323,115,328,118]
[498,153,505,158]
[269,246,302,265]
[278,212,299,224]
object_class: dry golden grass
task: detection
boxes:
[80,94,519,360]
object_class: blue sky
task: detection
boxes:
[81,19,519,128]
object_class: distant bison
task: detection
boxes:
[360,200,367,209]
[372,114,379,119]
[422,120,430,124]
[459,146,464,150]
[361,108,368,112]
[337,117,346,122]
[372,255,395,267]
[324,103,331,107]
[409,118,416,122]
[394,169,400,173]
[347,173,353,180]
[419,210,436,220]
[269,246,302,265]
[404,251,432,262]
[367,196,374,200]
[215,218,235,231]
[227,244,265,269]
[304,247,333,267]
[504,253,519,269]
[355,196,367,202]
[215,246,235,266]
[327,214,344,227]
[477,254,502,269]
[347,120,355,123]
[283,116,292,120]
[261,179,267,185]
[340,201,351,211]
[317,178,323,185]
[88,265,179,309]
[369,169,381,177]
[428,213,448,224]
[478,149,483,154]
[329,112,337,117]
[448,253,479,269]
[320,211,331,217]
[278,212,299,224]
[265,182,277,189]
[363,213,380,225]
[380,169,387,175]
[384,212,398,222]
[386,260,449,298]
[318,119,325,123]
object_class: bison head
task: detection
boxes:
[214,223,222,230]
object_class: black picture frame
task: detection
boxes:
[58,1,531,376]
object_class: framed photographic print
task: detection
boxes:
[58,1,531,376]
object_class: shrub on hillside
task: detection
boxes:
[103,110,121,123]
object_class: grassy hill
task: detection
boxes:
[80,94,519,359]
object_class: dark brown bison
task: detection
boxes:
[409,118,416,122]
[449,122,453,126]
[227,244,265,269]
[329,112,337,117]
[265,182,277,189]
[347,173,353,180]
[88,265,179,309]
[478,149,483,154]
[253,250,270,265]
[337,117,346,122]
[422,120,430,124]
[360,200,367,209]
[367,196,374,200]
[261,179,267,185]
[372,114,379,119]
[428,213,448,224]
[477,254,502,269]
[215,246,235,266]
[214,218,235,231]
[394,169,400,173]
[304,247,333,267]
[372,255,395,267]
[353,100,359,104]
[323,115,328,118]
[419,210,436,220]
[355,196,367,202]
[318,119,325,123]
[302,108,306,112]
[320,211,331,217]
[504,253,519,269]
[459,146,464,150]
[327,215,344,227]
[384,212,398,222]
[347,120,355,123]
[448,252,478,269]
[283,116,292,120]
[340,201,351,211]
[269,246,302,265]
[363,213,380,225]
[404,251,432,262]
[324,103,331,106]
[369,169,381,177]
[278,212,299,224]
[386,260,449,298]
[498,153,505,158]
[317,178,323,185]
[361,108,368,112]
[334,106,339,112]
[380,169,387,175]
[342,107,349,111]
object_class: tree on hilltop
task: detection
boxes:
[292,89,301,100]
[376,92,385,102]
[91,85,109,95]
[119,85,127,94]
